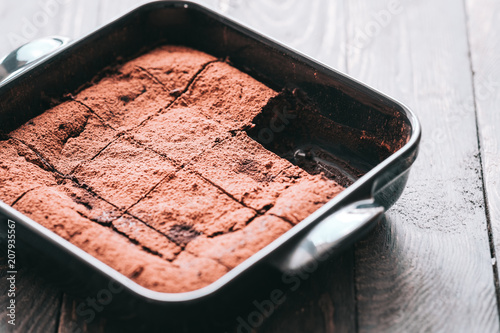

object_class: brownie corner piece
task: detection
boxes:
[0,139,58,205]
[8,100,116,175]
[185,214,292,269]
[179,61,278,130]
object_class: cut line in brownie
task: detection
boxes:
[119,45,218,91]
[75,46,218,132]
[185,214,292,269]
[54,178,123,223]
[112,215,181,261]
[73,138,177,210]
[174,61,278,131]
[8,100,116,175]
[74,68,170,131]
[12,187,228,293]
[0,139,58,205]
[128,169,257,237]
[187,132,306,211]
[45,179,183,262]
[130,106,229,167]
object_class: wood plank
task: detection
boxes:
[0,254,62,332]
[465,0,500,313]
[209,0,347,68]
[255,249,356,333]
[346,0,500,331]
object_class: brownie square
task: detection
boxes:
[9,101,116,175]
[119,45,217,90]
[187,132,304,211]
[75,68,170,131]
[0,139,57,205]
[268,174,345,224]
[128,170,256,237]
[185,214,292,268]
[112,215,181,261]
[73,139,176,210]
[175,61,278,130]
[131,107,228,167]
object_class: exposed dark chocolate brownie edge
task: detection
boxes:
[247,88,393,186]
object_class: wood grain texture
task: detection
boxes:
[210,0,348,69]
[465,0,500,310]
[254,250,356,333]
[347,0,499,331]
[0,254,62,333]
[1,0,499,332]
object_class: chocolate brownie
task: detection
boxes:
[0,139,57,205]
[185,214,292,269]
[74,67,169,131]
[73,138,177,210]
[187,132,305,211]
[174,61,278,131]
[112,215,181,261]
[12,187,227,292]
[131,106,228,167]
[0,45,346,293]
[128,170,257,236]
[119,45,217,90]
[75,46,216,131]
[268,174,344,224]
[9,101,115,175]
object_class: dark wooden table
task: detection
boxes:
[1,0,499,332]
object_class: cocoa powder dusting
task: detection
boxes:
[0,45,346,293]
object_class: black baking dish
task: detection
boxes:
[0,0,420,324]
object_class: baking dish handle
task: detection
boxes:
[0,36,71,83]
[274,199,384,273]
